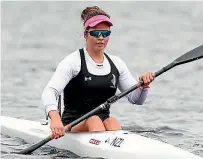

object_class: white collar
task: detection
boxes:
[83,47,106,68]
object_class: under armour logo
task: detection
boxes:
[85,76,92,81]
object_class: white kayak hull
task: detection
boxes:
[0,116,202,159]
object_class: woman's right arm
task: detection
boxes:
[41,53,80,118]
[41,53,80,138]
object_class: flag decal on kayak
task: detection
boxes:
[89,139,101,145]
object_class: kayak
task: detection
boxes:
[0,115,202,159]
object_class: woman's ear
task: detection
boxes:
[84,31,87,39]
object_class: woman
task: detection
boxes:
[42,6,154,139]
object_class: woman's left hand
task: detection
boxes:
[139,72,155,88]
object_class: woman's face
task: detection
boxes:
[85,22,110,52]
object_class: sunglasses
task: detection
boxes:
[86,30,111,38]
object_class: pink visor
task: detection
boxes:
[84,15,113,30]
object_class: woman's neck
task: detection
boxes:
[86,47,104,63]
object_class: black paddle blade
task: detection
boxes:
[174,44,203,65]
[155,44,203,77]
[16,135,53,154]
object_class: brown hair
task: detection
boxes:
[81,6,110,25]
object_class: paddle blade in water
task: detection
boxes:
[174,44,203,65]
[16,135,54,154]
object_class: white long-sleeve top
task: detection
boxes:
[42,48,149,116]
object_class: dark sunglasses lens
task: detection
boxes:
[89,30,111,37]
[102,31,111,37]
[89,31,99,37]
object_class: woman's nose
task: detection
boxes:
[97,34,104,39]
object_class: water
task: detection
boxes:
[1,1,203,158]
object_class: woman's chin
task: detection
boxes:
[95,45,105,51]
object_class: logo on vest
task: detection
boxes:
[85,76,92,81]
[110,74,116,88]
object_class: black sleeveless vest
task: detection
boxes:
[63,48,119,116]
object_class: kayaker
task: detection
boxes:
[42,6,154,138]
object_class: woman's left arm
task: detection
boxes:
[116,58,154,105]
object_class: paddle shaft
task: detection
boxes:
[67,63,179,129]
[17,44,203,155]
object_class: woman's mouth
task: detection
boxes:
[96,43,104,46]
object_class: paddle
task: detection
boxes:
[17,44,203,155]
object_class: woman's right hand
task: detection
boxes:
[49,111,65,139]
